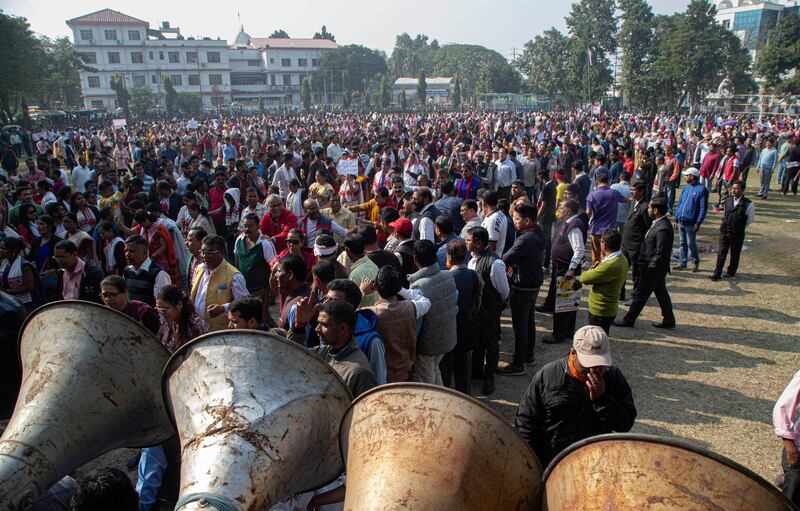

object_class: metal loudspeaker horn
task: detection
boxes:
[0,301,175,508]
[542,433,796,511]
[339,383,543,511]
[163,330,352,511]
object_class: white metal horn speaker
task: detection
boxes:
[339,383,543,511]
[0,300,175,509]
[163,329,352,511]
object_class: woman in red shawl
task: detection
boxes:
[134,209,181,286]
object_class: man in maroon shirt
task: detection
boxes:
[259,194,298,253]
[699,143,721,191]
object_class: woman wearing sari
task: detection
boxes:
[133,210,181,287]
[0,236,41,312]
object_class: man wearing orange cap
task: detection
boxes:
[514,325,636,466]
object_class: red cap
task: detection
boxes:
[389,217,413,236]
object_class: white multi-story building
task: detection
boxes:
[715,0,799,55]
[66,8,338,111]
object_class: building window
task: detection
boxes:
[188,74,200,86]
[311,58,319,67]
[159,51,164,60]
[168,51,180,63]
[149,51,154,60]
[132,75,146,86]
[248,59,261,66]
[87,76,101,88]
[270,75,276,86]
[209,74,223,85]
[722,19,731,29]
[79,52,96,64]
[91,100,104,109]
[281,58,291,67]
[131,52,143,64]
[151,74,158,84]
[283,74,292,86]
[80,30,93,40]
[298,58,307,67]
[186,52,198,63]
[270,58,275,64]
[170,74,182,86]
[104,29,117,40]
[108,52,120,64]
[207,51,221,63]
[128,30,141,41]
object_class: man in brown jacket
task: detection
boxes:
[366,266,431,383]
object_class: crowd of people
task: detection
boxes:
[1,109,799,509]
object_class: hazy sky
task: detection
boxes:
[3,0,691,59]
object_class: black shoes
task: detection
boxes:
[481,380,495,396]
[497,365,526,376]
[709,274,721,281]
[652,322,676,329]
[542,335,566,344]
[722,273,735,278]
[535,305,553,313]
[613,319,634,328]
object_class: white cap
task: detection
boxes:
[682,167,700,177]
[573,325,612,368]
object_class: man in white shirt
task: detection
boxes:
[271,151,300,199]
[495,148,516,199]
[190,234,249,331]
[710,180,755,281]
[466,226,509,396]
[71,156,92,193]
[460,199,482,239]
[480,190,508,254]
[411,187,440,242]
[327,136,343,163]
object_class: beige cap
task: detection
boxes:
[573,325,612,368]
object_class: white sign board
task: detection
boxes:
[338,159,359,176]
[187,119,198,129]
[112,118,127,128]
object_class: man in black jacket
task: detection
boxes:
[537,169,557,269]
[620,181,651,302]
[614,197,675,329]
[514,325,636,466]
[710,180,754,281]
[499,203,545,375]
[54,240,104,303]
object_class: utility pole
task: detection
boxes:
[510,47,517,63]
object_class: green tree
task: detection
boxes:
[565,0,617,105]
[417,69,427,110]
[269,29,289,38]
[452,79,461,109]
[313,25,336,42]
[756,13,800,96]
[426,44,520,99]
[110,75,130,120]
[176,93,202,117]
[342,70,352,108]
[515,28,571,104]
[476,63,494,94]
[37,37,87,108]
[318,45,387,98]
[162,75,178,117]
[128,85,153,119]
[651,0,755,110]
[618,0,656,109]
[0,11,46,122]
[301,77,311,111]
[399,89,407,110]
[379,74,391,109]
[388,33,438,78]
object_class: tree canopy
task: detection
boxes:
[756,13,800,96]
[313,25,336,42]
[318,44,388,96]
[269,29,289,39]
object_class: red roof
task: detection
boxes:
[248,38,339,50]
[67,9,148,26]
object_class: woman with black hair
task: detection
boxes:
[154,284,208,353]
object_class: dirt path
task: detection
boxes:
[478,188,800,481]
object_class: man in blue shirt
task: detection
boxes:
[673,167,709,272]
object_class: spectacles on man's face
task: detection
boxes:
[100,291,120,299]
[286,239,300,245]
[200,249,222,256]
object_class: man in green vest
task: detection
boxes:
[234,213,277,324]
[575,229,628,334]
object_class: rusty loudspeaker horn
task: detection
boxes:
[0,301,174,509]
[542,433,797,510]
[339,383,543,511]
[163,330,352,511]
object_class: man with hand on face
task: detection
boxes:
[514,325,636,467]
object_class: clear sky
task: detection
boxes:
[2,0,691,59]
